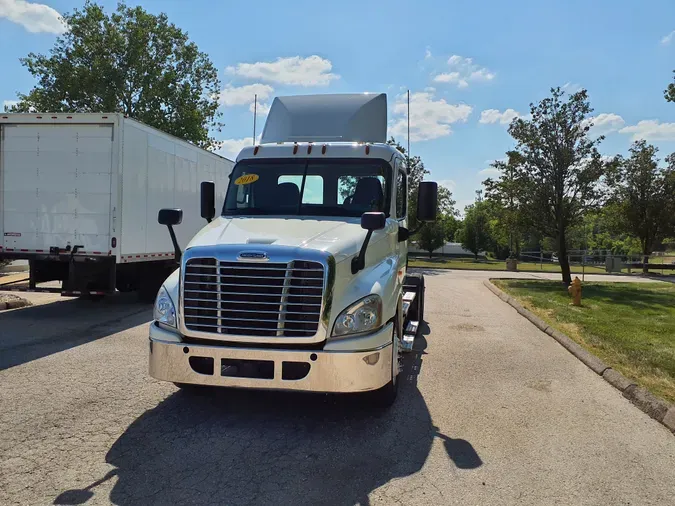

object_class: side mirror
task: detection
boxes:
[158,208,183,226]
[361,212,386,231]
[417,182,438,222]
[201,181,216,222]
[352,212,386,274]
[157,208,183,263]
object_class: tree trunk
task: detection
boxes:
[474,252,478,261]
[643,255,649,275]
[558,232,572,286]
[428,251,433,259]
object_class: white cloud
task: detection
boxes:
[389,91,473,142]
[437,179,456,191]
[434,72,462,85]
[216,137,255,159]
[424,47,432,60]
[3,99,18,110]
[0,0,67,34]
[479,108,521,125]
[249,101,271,116]
[562,82,582,94]
[619,120,675,141]
[478,167,501,177]
[433,55,495,88]
[226,55,339,86]
[219,83,273,107]
[582,113,625,136]
[661,30,675,45]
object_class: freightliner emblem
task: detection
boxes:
[237,251,269,261]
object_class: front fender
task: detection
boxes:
[329,253,401,336]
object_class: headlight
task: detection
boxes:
[154,286,176,327]
[332,294,382,337]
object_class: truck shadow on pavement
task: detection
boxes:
[54,323,482,506]
[0,295,152,370]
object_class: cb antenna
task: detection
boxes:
[407,89,411,171]
[252,94,257,146]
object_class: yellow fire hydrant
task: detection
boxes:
[568,276,582,306]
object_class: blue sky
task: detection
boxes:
[2,0,674,210]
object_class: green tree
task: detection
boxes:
[666,71,675,103]
[508,87,607,285]
[416,221,446,258]
[458,201,491,260]
[483,150,530,258]
[609,141,675,273]
[9,1,222,149]
[442,214,461,242]
[386,138,431,231]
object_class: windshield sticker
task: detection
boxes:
[234,174,259,185]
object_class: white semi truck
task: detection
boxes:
[149,94,437,405]
[0,113,233,299]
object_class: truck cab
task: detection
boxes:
[149,93,437,406]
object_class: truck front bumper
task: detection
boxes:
[148,322,393,393]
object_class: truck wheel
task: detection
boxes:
[371,319,400,408]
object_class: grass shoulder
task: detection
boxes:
[409,257,607,274]
[492,279,675,404]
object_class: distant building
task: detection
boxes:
[409,242,487,258]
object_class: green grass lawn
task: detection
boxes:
[493,279,675,404]
[409,257,608,274]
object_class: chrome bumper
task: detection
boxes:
[148,323,393,393]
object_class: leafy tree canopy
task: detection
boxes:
[9,1,222,149]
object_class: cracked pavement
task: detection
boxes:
[1,271,674,505]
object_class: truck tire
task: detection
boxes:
[371,317,400,408]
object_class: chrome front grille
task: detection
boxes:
[183,258,325,337]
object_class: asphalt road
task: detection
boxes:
[1,270,674,505]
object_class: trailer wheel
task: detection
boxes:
[371,317,400,408]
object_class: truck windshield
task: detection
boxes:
[222,158,391,218]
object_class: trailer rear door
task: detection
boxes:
[1,123,113,254]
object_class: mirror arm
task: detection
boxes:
[352,230,374,274]
[408,222,426,236]
[399,222,426,240]
[166,225,182,263]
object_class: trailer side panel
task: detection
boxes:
[1,123,114,255]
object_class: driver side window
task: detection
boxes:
[396,169,407,219]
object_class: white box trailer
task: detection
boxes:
[0,113,233,298]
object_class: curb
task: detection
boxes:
[483,278,675,435]
[0,299,31,311]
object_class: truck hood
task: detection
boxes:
[185,216,368,261]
